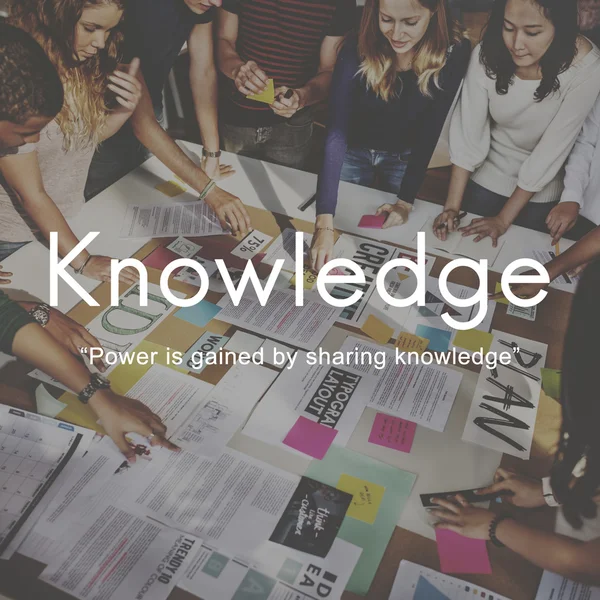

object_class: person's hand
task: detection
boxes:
[475,468,545,508]
[205,186,251,236]
[376,200,412,228]
[0,264,12,285]
[82,255,140,286]
[90,389,179,460]
[271,87,302,118]
[233,60,269,96]
[310,228,335,271]
[433,209,460,241]
[431,494,496,540]
[459,216,509,247]
[108,58,143,115]
[202,156,235,181]
[489,270,549,301]
[546,202,579,246]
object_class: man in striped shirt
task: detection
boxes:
[217,0,356,170]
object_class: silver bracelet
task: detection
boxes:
[74,255,93,276]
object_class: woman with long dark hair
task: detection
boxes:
[433,0,600,247]
[310,0,471,270]
[430,259,600,585]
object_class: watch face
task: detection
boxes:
[92,373,111,389]
[32,307,50,327]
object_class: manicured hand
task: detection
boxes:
[82,255,140,286]
[109,58,143,114]
[376,200,412,228]
[90,390,179,460]
[205,186,251,236]
[233,60,269,95]
[310,228,335,271]
[546,202,579,246]
[459,216,509,247]
[433,209,460,241]
[0,264,12,285]
[271,87,302,118]
[202,155,235,181]
[431,494,496,540]
[476,468,545,508]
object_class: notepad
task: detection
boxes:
[435,529,492,574]
[361,315,394,345]
[454,330,493,354]
[283,416,337,459]
[246,78,275,104]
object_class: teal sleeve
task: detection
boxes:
[0,291,35,354]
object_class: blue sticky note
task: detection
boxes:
[414,576,450,600]
[175,301,222,328]
[415,325,451,353]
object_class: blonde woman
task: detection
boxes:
[0,0,142,284]
[310,0,470,270]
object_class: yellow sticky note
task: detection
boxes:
[361,314,394,345]
[155,180,186,198]
[290,267,317,290]
[246,78,275,104]
[337,474,385,525]
[395,332,429,354]
[397,273,410,281]
[454,329,494,354]
[494,282,510,305]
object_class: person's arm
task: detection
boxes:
[216,6,269,96]
[431,495,600,586]
[547,96,600,244]
[309,40,358,270]
[434,45,491,238]
[271,36,343,118]
[129,74,251,235]
[0,153,138,285]
[381,39,471,228]
[188,22,233,181]
[0,292,176,458]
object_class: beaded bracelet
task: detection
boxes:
[489,515,511,548]
[199,179,216,201]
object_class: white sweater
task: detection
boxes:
[450,42,600,203]
[560,93,600,224]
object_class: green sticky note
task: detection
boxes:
[305,446,416,595]
[541,368,561,400]
[454,329,493,354]
[494,282,510,305]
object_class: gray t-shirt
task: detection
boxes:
[0,121,94,242]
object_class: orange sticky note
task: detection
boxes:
[395,332,429,354]
[155,180,186,198]
[246,78,275,104]
[494,282,510,305]
[361,315,394,345]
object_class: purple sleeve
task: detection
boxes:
[315,40,360,216]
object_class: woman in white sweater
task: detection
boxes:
[433,0,600,247]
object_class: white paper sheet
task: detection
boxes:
[173,256,218,284]
[535,570,600,599]
[231,230,273,259]
[169,363,278,456]
[462,330,547,459]
[224,331,264,354]
[262,228,312,271]
[391,560,512,599]
[180,537,362,600]
[120,201,224,238]
[41,505,201,600]
[167,236,202,258]
[217,288,341,351]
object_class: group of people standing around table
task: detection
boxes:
[0,0,599,588]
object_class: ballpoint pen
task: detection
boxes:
[436,210,467,230]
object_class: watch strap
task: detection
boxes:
[202,148,221,158]
[77,374,110,404]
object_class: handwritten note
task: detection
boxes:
[396,332,429,354]
[368,413,416,453]
[337,473,385,525]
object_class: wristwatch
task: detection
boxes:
[78,373,111,404]
[29,303,51,328]
[202,148,221,158]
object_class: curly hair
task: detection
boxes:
[550,259,600,529]
[8,0,126,149]
[480,0,579,102]
[0,23,64,124]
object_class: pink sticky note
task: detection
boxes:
[368,413,416,453]
[359,214,386,229]
[283,416,338,459]
[435,529,492,574]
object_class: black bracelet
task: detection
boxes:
[489,515,511,548]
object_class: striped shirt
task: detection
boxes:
[220,0,356,126]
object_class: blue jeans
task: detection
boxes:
[340,147,411,194]
[463,180,595,240]
[0,241,29,263]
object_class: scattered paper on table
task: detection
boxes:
[507,302,537,321]
[155,179,186,197]
[167,236,202,258]
[142,245,180,270]
[283,416,338,459]
[361,314,394,345]
[246,78,275,104]
[415,325,451,352]
[494,282,510,305]
[261,339,295,367]
[368,413,416,454]
[176,300,222,328]
[182,332,229,373]
[358,214,386,229]
[224,330,264,354]
[435,529,491,574]
[231,230,273,259]
[454,329,493,354]
[289,266,318,290]
[396,332,429,354]
[337,473,386,525]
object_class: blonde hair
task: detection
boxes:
[358,0,465,101]
[8,0,125,150]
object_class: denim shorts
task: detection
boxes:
[0,241,29,263]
